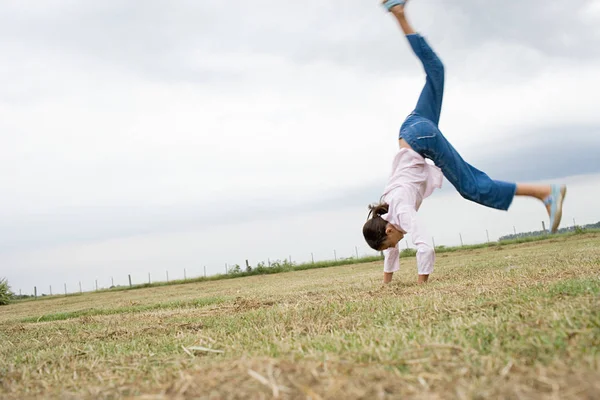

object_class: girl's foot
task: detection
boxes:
[544,185,567,234]
[515,183,567,234]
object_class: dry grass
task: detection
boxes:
[1,233,599,399]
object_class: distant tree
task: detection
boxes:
[0,278,13,306]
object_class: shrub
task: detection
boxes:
[400,248,417,257]
[0,278,13,306]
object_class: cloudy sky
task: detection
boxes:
[1,0,600,295]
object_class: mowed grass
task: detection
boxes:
[1,234,599,399]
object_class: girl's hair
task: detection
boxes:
[362,203,389,251]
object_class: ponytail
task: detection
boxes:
[367,203,389,219]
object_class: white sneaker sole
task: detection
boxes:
[551,185,567,234]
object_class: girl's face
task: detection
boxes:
[381,224,405,249]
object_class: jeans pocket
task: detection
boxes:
[413,120,438,140]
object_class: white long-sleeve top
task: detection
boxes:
[380,147,443,275]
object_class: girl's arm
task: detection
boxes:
[382,245,400,284]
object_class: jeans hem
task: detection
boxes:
[502,184,518,211]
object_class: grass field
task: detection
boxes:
[1,233,599,399]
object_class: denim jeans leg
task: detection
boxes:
[409,127,516,211]
[406,34,445,126]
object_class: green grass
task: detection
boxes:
[18,296,226,323]
[546,278,600,297]
[1,232,599,399]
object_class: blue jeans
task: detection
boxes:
[399,34,516,211]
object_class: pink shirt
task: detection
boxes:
[380,148,443,275]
